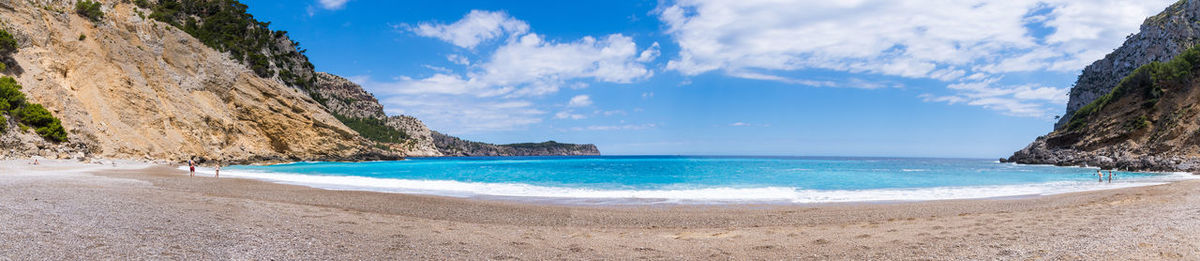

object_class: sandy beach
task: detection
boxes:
[1,160,1199,260]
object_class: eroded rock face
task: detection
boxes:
[1055,0,1200,129]
[0,0,398,162]
[310,72,441,157]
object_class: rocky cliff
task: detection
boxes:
[431,131,600,157]
[0,0,398,162]
[311,72,440,157]
[1006,44,1200,172]
[310,72,600,157]
[1054,0,1200,129]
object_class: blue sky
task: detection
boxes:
[241,0,1173,158]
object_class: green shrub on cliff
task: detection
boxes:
[334,115,409,144]
[0,29,17,56]
[16,104,67,142]
[0,76,67,142]
[0,77,24,111]
[75,1,104,22]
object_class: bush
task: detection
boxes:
[0,29,17,55]
[0,76,24,112]
[78,34,86,41]
[0,115,6,133]
[75,1,104,22]
[16,104,67,142]
[334,115,409,144]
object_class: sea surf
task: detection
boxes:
[202,156,1196,205]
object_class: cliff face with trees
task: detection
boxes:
[0,0,398,162]
[1006,1,1200,171]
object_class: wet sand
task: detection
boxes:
[2,161,1199,259]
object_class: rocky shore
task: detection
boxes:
[1003,136,1200,172]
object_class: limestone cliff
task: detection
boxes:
[0,0,398,162]
[310,72,600,157]
[1006,44,1200,171]
[1054,0,1200,129]
[311,72,440,157]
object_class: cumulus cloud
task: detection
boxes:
[367,10,657,133]
[657,0,1171,117]
[407,10,530,49]
[568,95,593,107]
[317,0,349,10]
[919,79,1069,117]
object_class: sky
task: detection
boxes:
[240,0,1175,158]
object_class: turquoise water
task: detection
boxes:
[217,156,1194,204]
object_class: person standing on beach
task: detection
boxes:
[215,161,220,178]
[188,159,195,177]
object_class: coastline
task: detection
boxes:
[3,160,1200,259]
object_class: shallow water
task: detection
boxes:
[216,156,1196,204]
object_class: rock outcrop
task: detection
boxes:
[310,72,440,157]
[0,0,398,162]
[1054,0,1200,129]
[310,72,598,157]
[432,132,600,157]
[1006,1,1200,172]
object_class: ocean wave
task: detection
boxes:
[183,167,1199,205]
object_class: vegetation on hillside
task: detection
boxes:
[0,29,17,71]
[334,115,410,144]
[1067,45,1200,131]
[141,0,415,147]
[0,77,67,142]
[145,0,315,90]
[75,0,104,22]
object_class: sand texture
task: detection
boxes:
[1,161,1198,260]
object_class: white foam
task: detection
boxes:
[187,166,1200,205]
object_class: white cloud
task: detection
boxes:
[568,95,593,107]
[317,0,349,10]
[380,96,544,134]
[555,110,587,120]
[920,79,1069,117]
[730,122,749,127]
[447,54,470,65]
[408,10,530,49]
[657,0,1172,117]
[641,92,654,99]
[367,10,657,132]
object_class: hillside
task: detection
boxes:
[312,72,600,157]
[1053,0,1200,129]
[0,0,397,162]
[1006,44,1200,171]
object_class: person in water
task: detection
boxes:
[1096,170,1103,183]
[1108,170,1114,183]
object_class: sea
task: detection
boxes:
[211,156,1198,205]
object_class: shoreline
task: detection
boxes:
[4,160,1200,259]
[193,163,1197,206]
